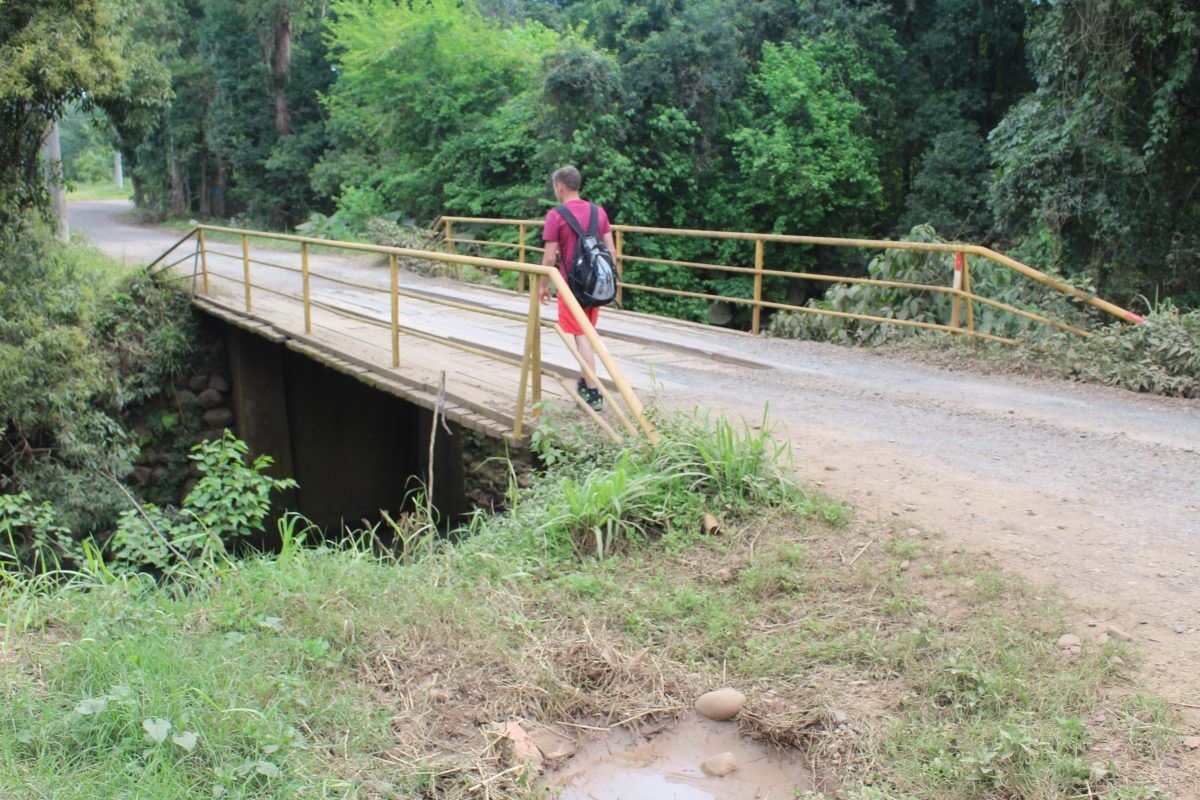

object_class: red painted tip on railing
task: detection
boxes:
[1126,312,1146,324]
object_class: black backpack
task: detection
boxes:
[555,203,617,308]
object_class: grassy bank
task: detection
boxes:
[0,412,1174,799]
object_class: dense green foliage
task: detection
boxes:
[0,218,196,546]
[79,0,1195,311]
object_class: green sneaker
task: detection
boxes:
[577,378,604,412]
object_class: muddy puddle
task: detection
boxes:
[549,714,814,800]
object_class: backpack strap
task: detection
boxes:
[587,202,599,236]
[554,203,592,240]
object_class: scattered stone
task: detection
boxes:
[530,725,576,762]
[899,560,911,571]
[208,375,230,393]
[1109,656,1126,668]
[830,709,851,727]
[716,567,737,584]
[695,688,746,721]
[176,390,198,408]
[1172,624,1185,635]
[701,513,722,536]
[197,388,224,409]
[516,472,532,488]
[1089,763,1109,783]
[188,375,209,392]
[905,527,920,537]
[131,466,153,486]
[1105,625,1135,642]
[700,752,738,777]
[203,407,235,428]
[1164,757,1181,769]
[1183,736,1200,751]
[1056,633,1082,650]
[497,721,542,770]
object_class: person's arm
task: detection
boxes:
[540,242,557,303]
[602,231,619,274]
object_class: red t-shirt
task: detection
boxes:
[542,199,611,277]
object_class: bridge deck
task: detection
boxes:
[177,239,770,444]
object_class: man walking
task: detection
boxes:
[539,165,618,412]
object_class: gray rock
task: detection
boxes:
[1105,625,1135,642]
[1165,757,1181,769]
[176,389,198,408]
[203,407,235,428]
[700,752,738,777]
[141,447,158,464]
[1056,634,1082,650]
[695,688,746,721]
[188,375,209,392]
[1183,736,1200,750]
[830,709,851,727]
[197,388,224,409]
[196,428,225,443]
[208,375,231,393]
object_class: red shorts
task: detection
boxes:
[558,294,600,335]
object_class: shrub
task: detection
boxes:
[1060,302,1199,397]
[767,224,1090,344]
[110,433,297,572]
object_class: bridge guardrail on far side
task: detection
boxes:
[436,216,1145,342]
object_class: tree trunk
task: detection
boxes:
[272,10,293,136]
[212,160,227,218]
[199,150,210,217]
[169,130,185,218]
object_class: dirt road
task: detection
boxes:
[71,200,1200,745]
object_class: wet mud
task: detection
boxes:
[549,714,813,799]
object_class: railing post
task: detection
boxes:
[531,279,542,411]
[517,222,526,294]
[301,241,312,334]
[443,218,459,281]
[962,253,975,344]
[751,238,764,334]
[513,277,540,440]
[390,253,400,367]
[615,228,624,306]
[197,228,210,295]
[950,252,963,331]
[242,233,252,312]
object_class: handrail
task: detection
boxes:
[436,215,1147,334]
[147,225,659,445]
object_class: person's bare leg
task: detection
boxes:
[575,334,598,389]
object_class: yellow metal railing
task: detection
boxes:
[436,216,1146,342]
[146,226,658,445]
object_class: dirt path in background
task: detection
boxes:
[72,199,1200,791]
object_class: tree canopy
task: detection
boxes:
[18,0,1200,306]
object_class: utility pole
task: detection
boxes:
[114,150,124,189]
[44,118,69,242]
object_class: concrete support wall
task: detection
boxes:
[223,324,467,534]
